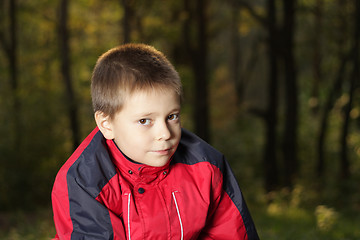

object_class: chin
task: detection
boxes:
[147,159,170,167]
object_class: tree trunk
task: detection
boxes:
[230,6,241,97]
[281,0,298,188]
[317,0,350,178]
[263,0,280,192]
[339,0,360,179]
[310,0,323,114]
[0,0,21,148]
[58,0,80,150]
[317,56,349,177]
[183,0,210,142]
[233,0,280,191]
[9,0,20,148]
[193,0,209,142]
[230,5,244,105]
[121,0,132,43]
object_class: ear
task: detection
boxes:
[94,111,115,140]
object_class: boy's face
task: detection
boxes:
[98,88,181,167]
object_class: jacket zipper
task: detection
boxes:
[172,191,184,240]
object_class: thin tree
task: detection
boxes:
[183,0,210,142]
[339,0,360,180]
[0,0,20,148]
[121,0,133,43]
[263,0,280,191]
[317,55,350,177]
[230,4,242,104]
[230,0,280,191]
[229,4,260,106]
[316,0,351,178]
[234,0,280,191]
[281,0,299,188]
[239,0,299,188]
[310,0,324,114]
[58,0,80,150]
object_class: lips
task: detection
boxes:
[152,147,173,155]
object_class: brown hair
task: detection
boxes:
[91,43,182,118]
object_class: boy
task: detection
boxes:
[52,43,259,240]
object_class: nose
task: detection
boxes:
[155,121,171,141]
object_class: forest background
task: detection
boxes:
[0,0,359,239]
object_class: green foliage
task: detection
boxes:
[315,205,338,232]
[253,203,360,239]
[247,187,360,240]
[0,209,55,240]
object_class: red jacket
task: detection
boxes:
[52,127,259,240]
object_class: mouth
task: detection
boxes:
[152,147,173,155]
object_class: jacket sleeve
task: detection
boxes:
[51,128,126,240]
[198,156,260,240]
[52,169,126,240]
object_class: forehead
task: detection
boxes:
[121,88,181,114]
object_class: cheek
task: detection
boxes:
[130,129,153,146]
[114,125,139,146]
[172,126,182,140]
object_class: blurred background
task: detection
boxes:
[0,0,359,239]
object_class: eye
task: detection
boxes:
[139,119,151,125]
[168,114,179,121]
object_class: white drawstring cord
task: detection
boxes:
[172,191,184,240]
[127,191,183,240]
[127,193,131,240]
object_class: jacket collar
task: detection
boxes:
[106,139,170,184]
